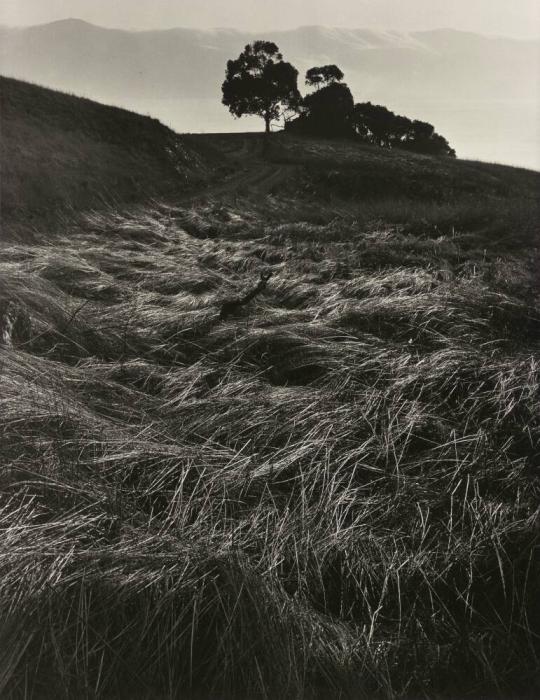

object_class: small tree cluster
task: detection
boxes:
[293,76,455,157]
[222,42,455,157]
[353,103,456,156]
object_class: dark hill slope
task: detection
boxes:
[0,76,223,233]
[267,133,540,203]
[270,134,540,249]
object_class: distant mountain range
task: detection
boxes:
[1,19,536,102]
[1,19,539,168]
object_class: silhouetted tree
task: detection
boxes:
[300,82,355,137]
[353,103,456,156]
[390,115,413,146]
[403,122,456,156]
[222,41,300,133]
[352,102,397,147]
[305,65,345,90]
[282,91,304,126]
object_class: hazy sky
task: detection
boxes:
[1,0,539,38]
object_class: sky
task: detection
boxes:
[1,0,539,38]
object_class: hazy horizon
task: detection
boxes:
[2,17,539,42]
[2,1,539,39]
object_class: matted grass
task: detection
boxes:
[1,197,539,699]
[1,81,540,699]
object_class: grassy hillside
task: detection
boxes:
[1,82,540,699]
[0,76,225,236]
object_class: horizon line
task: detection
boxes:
[1,17,539,42]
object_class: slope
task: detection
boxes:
[0,76,225,236]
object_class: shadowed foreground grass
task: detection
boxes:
[1,192,539,698]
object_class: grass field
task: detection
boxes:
[1,79,539,699]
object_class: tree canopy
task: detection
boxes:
[300,82,355,137]
[221,41,300,133]
[352,103,456,157]
[305,65,344,90]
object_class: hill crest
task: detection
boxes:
[0,76,224,233]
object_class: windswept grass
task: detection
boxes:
[1,193,539,699]
[1,80,540,698]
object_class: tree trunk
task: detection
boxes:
[264,113,271,133]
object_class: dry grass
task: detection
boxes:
[1,195,539,699]
[1,81,540,698]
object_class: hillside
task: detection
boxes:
[0,76,224,235]
[1,20,539,168]
[1,81,540,699]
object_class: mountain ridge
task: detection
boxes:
[1,21,535,100]
[3,19,538,42]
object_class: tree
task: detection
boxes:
[353,103,456,157]
[390,115,413,146]
[404,122,456,157]
[305,65,344,90]
[282,92,304,126]
[222,41,300,133]
[352,102,399,147]
[303,82,355,137]
[410,120,435,142]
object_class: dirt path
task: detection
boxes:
[184,134,297,203]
